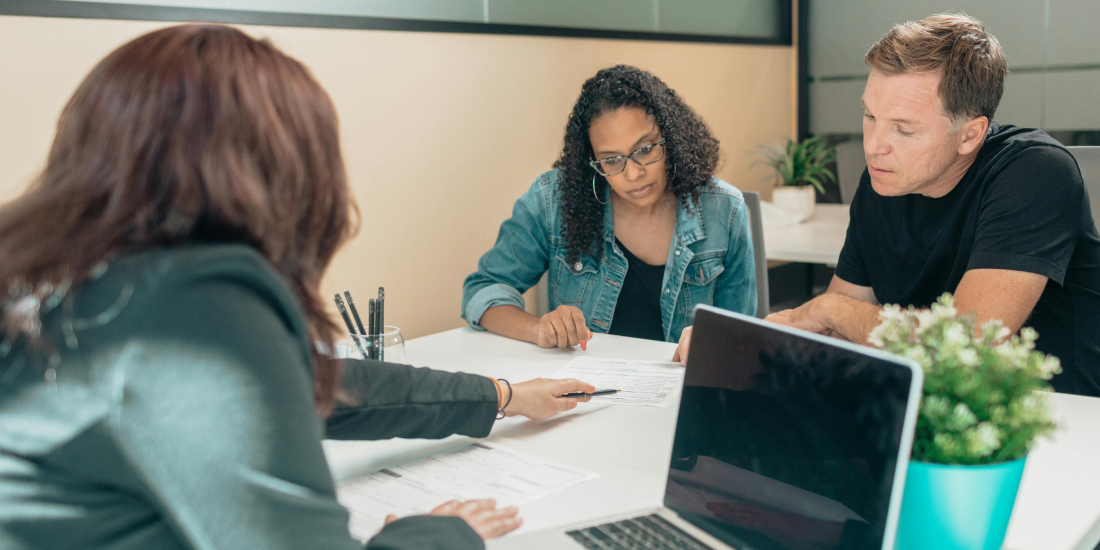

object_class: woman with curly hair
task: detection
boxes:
[462,65,756,350]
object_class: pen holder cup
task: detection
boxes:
[347,326,405,364]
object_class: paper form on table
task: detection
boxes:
[551,357,685,408]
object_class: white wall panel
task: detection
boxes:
[1048,0,1100,67]
[996,73,1044,128]
[808,0,1046,78]
[1044,70,1100,130]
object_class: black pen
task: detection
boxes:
[334,294,368,359]
[562,389,620,398]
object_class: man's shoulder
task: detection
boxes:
[986,123,1062,148]
[980,123,1082,195]
[983,123,1074,166]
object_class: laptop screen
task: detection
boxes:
[664,307,917,550]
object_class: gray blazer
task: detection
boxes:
[0,245,497,550]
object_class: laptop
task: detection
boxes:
[492,305,923,550]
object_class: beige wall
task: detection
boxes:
[0,14,793,339]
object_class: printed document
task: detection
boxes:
[336,442,598,542]
[552,357,685,408]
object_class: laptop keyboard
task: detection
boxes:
[566,514,713,550]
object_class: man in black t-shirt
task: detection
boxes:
[763,15,1100,396]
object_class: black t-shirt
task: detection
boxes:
[608,238,666,341]
[837,123,1100,397]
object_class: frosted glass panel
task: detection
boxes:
[55,0,485,21]
[487,0,655,33]
[658,0,780,38]
[43,0,792,41]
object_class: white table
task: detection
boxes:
[762,203,850,267]
[324,329,1100,550]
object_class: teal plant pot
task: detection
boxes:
[895,457,1027,550]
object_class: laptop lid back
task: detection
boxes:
[664,306,922,550]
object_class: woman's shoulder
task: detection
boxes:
[0,244,306,459]
[91,244,315,407]
[509,169,567,222]
[697,177,745,202]
[79,244,310,351]
[114,244,296,305]
[692,177,746,221]
[529,168,565,198]
[117,243,285,287]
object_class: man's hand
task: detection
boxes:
[764,301,831,334]
[764,284,883,345]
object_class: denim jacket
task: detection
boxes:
[461,169,757,343]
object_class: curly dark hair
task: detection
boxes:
[553,65,720,264]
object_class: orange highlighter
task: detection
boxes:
[580,329,592,351]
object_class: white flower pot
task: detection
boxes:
[771,185,817,223]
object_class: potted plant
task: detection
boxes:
[750,135,836,222]
[869,294,1061,550]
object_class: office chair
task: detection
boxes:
[742,191,770,318]
[835,140,866,204]
[1066,146,1100,227]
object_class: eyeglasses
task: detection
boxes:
[589,140,666,176]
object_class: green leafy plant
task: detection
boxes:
[749,136,837,194]
[869,294,1060,465]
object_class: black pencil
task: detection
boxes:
[334,294,368,359]
[378,287,385,362]
[345,291,367,336]
[367,299,376,360]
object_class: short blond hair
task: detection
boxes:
[865,13,1007,127]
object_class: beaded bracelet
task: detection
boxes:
[496,378,513,419]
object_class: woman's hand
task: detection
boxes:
[385,499,522,539]
[672,326,692,366]
[504,378,596,420]
[535,305,593,349]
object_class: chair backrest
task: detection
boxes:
[537,191,771,321]
[1066,146,1100,227]
[741,191,770,319]
[835,140,867,204]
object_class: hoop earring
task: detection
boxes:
[592,173,608,205]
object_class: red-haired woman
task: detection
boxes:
[0,25,592,550]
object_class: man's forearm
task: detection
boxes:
[811,293,883,345]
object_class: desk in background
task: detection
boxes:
[324,329,1100,550]
[761,203,849,267]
